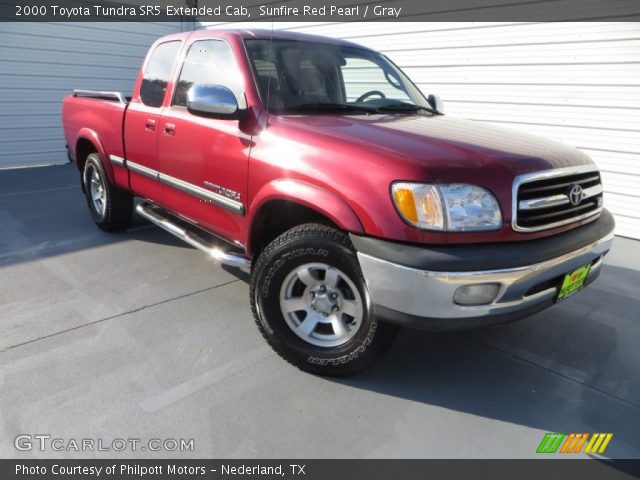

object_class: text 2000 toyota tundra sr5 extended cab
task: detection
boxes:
[62,30,614,375]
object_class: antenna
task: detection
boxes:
[265,20,274,116]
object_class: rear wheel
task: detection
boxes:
[82,153,133,231]
[250,223,398,376]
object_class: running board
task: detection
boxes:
[136,202,250,269]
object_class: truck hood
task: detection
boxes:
[275,114,593,181]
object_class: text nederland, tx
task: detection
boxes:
[15,463,305,476]
[31,4,402,18]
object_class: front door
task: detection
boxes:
[158,38,250,245]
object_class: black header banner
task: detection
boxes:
[2,0,640,22]
[2,459,640,480]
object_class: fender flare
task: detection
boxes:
[74,128,115,183]
[247,179,364,254]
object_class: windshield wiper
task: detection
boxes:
[278,103,378,114]
[278,102,440,115]
[375,103,439,115]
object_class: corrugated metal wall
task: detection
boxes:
[204,21,640,239]
[0,21,191,169]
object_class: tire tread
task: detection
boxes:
[84,153,132,232]
[250,223,397,376]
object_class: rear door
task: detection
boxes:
[124,40,181,202]
[157,38,250,244]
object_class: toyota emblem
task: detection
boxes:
[568,184,583,206]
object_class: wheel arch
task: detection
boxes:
[247,179,364,258]
[73,128,115,184]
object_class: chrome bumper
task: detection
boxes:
[357,232,614,328]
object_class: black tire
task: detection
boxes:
[250,223,398,376]
[82,153,133,231]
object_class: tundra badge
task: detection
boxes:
[204,181,242,202]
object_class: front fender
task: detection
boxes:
[247,179,364,252]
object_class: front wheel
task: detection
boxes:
[250,224,398,376]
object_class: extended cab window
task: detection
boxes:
[173,39,245,108]
[140,41,181,108]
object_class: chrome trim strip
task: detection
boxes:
[582,184,604,200]
[518,184,603,211]
[512,165,602,232]
[357,231,614,319]
[125,161,244,215]
[159,172,245,215]
[72,89,126,104]
[423,231,613,280]
[519,194,569,211]
[127,160,159,180]
[588,255,604,276]
[108,155,125,167]
[136,203,249,268]
[522,206,603,232]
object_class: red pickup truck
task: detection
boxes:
[62,29,614,375]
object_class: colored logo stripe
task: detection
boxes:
[537,433,613,454]
[560,433,589,453]
[584,433,613,454]
[537,433,565,453]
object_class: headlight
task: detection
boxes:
[391,182,502,231]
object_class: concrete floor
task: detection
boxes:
[0,164,639,459]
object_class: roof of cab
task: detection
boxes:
[155,29,369,50]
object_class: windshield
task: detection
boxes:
[244,39,433,114]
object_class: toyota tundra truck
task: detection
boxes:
[62,29,614,375]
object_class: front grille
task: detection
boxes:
[513,167,603,232]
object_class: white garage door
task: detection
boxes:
[0,21,191,170]
[204,22,640,239]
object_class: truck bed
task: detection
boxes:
[62,90,129,167]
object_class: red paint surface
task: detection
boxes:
[63,29,598,255]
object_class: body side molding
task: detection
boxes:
[122,159,245,215]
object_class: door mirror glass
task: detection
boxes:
[427,94,444,113]
[187,84,240,118]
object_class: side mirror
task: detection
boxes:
[187,84,240,119]
[427,94,444,113]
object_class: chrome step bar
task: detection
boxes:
[136,202,250,269]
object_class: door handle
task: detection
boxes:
[163,123,176,136]
[145,119,156,131]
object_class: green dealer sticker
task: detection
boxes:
[556,263,591,302]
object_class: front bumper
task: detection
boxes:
[352,210,615,330]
